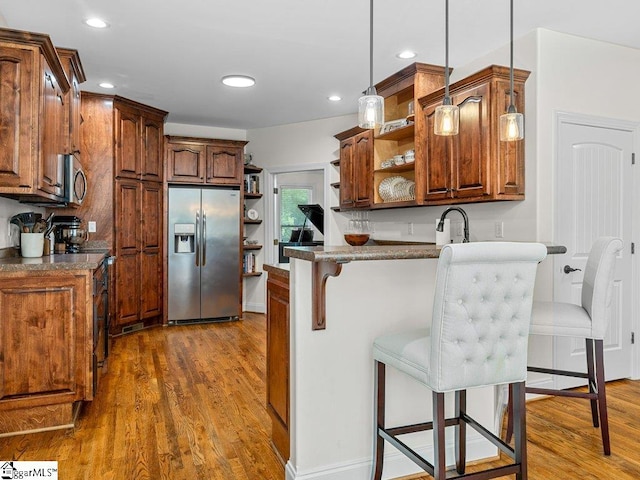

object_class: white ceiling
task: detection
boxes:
[1,1,639,130]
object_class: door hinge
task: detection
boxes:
[632,332,635,344]
[273,187,279,194]
[632,243,635,254]
[633,153,636,165]
[273,239,279,246]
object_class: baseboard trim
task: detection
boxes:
[243,302,265,313]
[285,436,498,480]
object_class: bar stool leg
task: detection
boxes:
[433,392,446,480]
[505,384,514,443]
[594,340,611,455]
[371,361,386,480]
[512,381,528,480]
[455,390,466,474]
[585,338,599,427]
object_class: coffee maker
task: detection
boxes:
[53,215,87,253]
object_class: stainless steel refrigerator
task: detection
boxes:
[168,186,241,323]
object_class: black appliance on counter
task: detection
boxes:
[278,204,325,263]
[52,215,86,253]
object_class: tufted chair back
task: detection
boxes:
[429,242,547,392]
[580,237,623,339]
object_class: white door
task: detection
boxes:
[553,115,634,387]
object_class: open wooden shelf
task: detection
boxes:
[243,244,263,251]
[244,192,263,199]
[244,218,262,224]
[243,271,263,277]
[330,159,340,167]
[374,163,415,174]
[244,165,263,174]
[331,182,340,189]
[375,123,415,141]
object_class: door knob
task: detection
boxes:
[563,265,582,274]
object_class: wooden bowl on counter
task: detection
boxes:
[344,233,370,246]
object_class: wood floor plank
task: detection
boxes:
[2,312,639,480]
[406,379,640,480]
[0,313,283,480]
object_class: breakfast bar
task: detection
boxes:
[272,243,565,480]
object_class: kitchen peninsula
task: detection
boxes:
[0,253,110,436]
[268,243,565,480]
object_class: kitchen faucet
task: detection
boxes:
[437,207,470,243]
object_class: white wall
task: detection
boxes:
[0,197,44,249]
[243,33,542,314]
[176,30,640,346]
[532,29,640,376]
[244,114,356,311]
[164,122,247,141]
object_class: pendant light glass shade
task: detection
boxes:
[434,101,459,136]
[435,0,459,136]
[358,87,384,129]
[500,107,524,141]
[358,0,384,130]
[500,0,524,141]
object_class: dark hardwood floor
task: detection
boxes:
[1,313,639,479]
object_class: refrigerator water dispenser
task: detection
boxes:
[174,223,195,253]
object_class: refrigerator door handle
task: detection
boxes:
[195,210,200,267]
[202,209,207,266]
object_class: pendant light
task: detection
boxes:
[358,0,384,129]
[500,0,524,141]
[434,0,458,136]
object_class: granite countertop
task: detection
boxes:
[0,253,108,272]
[264,263,290,278]
[284,243,567,263]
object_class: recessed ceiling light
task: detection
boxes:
[85,18,109,29]
[328,95,342,102]
[396,50,417,59]
[221,75,256,88]
[99,82,115,89]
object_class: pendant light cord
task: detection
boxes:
[444,0,450,100]
[369,0,374,89]
[509,0,514,108]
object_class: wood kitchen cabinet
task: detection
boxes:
[334,128,373,210]
[0,258,108,436]
[265,265,290,461]
[420,65,529,204]
[372,63,448,208]
[71,94,166,333]
[115,99,165,182]
[57,47,86,157]
[113,98,166,332]
[39,57,66,197]
[332,63,528,210]
[165,136,248,185]
[114,178,164,330]
[0,28,70,202]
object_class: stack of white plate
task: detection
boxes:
[378,176,416,202]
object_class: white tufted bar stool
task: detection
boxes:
[371,242,547,480]
[506,237,623,456]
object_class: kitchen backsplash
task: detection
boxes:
[0,197,44,249]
